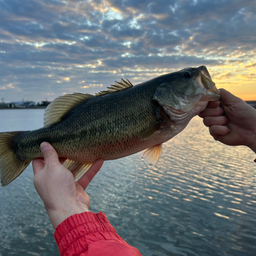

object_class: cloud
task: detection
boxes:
[245,62,256,68]
[102,54,219,70]
[0,0,255,102]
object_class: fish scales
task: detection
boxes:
[14,79,168,162]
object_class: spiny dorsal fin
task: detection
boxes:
[96,79,133,96]
[44,93,94,127]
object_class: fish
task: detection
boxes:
[0,66,220,187]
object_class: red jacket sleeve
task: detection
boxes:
[54,212,142,256]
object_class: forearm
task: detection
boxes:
[54,211,142,256]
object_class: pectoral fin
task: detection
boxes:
[141,119,164,141]
[63,159,93,182]
[140,144,163,166]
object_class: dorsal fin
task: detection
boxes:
[44,93,94,127]
[96,79,133,96]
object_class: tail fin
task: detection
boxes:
[0,132,30,187]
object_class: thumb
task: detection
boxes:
[219,88,243,106]
[40,142,60,168]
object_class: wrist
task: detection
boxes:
[248,130,256,153]
[46,204,89,228]
[250,139,256,154]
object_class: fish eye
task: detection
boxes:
[184,71,191,78]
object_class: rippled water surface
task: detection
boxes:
[0,109,256,256]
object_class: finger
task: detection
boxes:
[206,101,220,108]
[209,125,230,139]
[203,116,228,127]
[32,158,45,175]
[199,106,224,118]
[40,142,60,168]
[78,159,104,190]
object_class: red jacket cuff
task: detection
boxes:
[54,211,127,255]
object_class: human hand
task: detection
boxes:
[199,89,256,153]
[32,142,104,228]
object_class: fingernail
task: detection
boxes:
[40,142,49,153]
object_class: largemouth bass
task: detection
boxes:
[0,66,220,187]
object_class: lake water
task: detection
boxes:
[0,109,256,256]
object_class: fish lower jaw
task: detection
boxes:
[163,101,209,131]
[201,91,220,102]
[163,106,195,130]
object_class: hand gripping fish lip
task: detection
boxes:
[195,67,220,101]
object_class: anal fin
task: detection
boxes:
[140,144,163,166]
[63,159,93,182]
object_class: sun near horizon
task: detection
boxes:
[210,63,256,101]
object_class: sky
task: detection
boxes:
[0,0,256,103]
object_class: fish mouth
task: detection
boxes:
[196,66,220,101]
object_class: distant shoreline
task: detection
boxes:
[0,107,47,110]
[246,101,256,109]
[1,101,255,110]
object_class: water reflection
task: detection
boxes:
[0,110,256,256]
